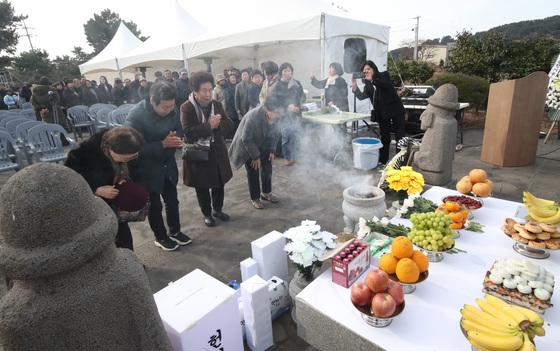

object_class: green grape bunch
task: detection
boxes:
[408,212,455,251]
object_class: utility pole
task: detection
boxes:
[21,20,35,51]
[413,16,420,61]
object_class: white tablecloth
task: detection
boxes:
[297,186,560,351]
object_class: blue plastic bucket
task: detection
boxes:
[352,137,382,170]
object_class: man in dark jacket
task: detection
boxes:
[129,74,142,103]
[32,77,67,129]
[112,79,127,106]
[81,80,99,106]
[19,83,32,103]
[248,70,263,109]
[63,80,82,108]
[125,81,192,251]
[228,93,284,209]
[175,69,191,108]
[352,60,405,164]
[137,78,151,100]
[224,73,239,127]
[235,69,251,119]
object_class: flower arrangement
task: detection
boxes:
[283,220,337,281]
[356,217,410,240]
[546,75,560,110]
[394,194,437,219]
[386,166,425,196]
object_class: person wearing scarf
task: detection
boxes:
[181,71,235,227]
[310,62,349,111]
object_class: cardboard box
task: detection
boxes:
[240,257,259,282]
[153,269,244,351]
[251,231,288,282]
[331,240,370,288]
[241,275,274,351]
[268,276,290,320]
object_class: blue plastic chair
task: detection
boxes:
[26,124,75,164]
[0,130,24,173]
[67,105,94,140]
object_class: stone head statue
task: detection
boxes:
[0,163,171,351]
[420,83,460,130]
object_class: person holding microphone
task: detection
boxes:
[352,60,406,165]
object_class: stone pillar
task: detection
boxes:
[0,163,172,351]
[413,84,459,186]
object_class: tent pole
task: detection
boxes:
[320,13,326,108]
[115,58,123,79]
[182,43,189,71]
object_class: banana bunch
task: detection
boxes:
[523,192,560,225]
[460,295,545,351]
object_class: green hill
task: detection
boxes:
[476,15,560,40]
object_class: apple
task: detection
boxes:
[351,282,372,306]
[371,293,397,317]
[386,280,404,305]
[365,269,389,293]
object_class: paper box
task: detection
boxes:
[153,269,244,351]
[332,240,370,288]
[241,275,273,351]
[251,231,288,282]
[268,276,291,320]
[240,257,259,282]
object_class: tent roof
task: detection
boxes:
[118,0,206,69]
[184,13,390,59]
[79,22,143,74]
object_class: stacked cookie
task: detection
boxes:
[502,218,560,250]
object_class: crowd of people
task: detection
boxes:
[8,58,406,253]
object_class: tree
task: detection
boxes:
[440,35,454,45]
[71,46,94,64]
[0,0,26,68]
[52,55,81,80]
[12,50,53,82]
[388,60,435,85]
[83,9,147,53]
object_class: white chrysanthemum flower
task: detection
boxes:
[400,207,409,214]
[372,216,380,222]
[301,220,317,226]
[394,212,402,219]
[380,217,390,225]
[403,198,414,208]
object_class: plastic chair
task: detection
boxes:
[26,124,75,164]
[0,116,27,128]
[67,105,94,140]
[117,103,134,111]
[96,108,114,130]
[5,118,30,138]
[21,102,33,110]
[18,109,36,120]
[15,121,45,163]
[88,103,108,120]
[0,130,24,173]
[110,109,129,127]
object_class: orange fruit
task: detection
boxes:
[456,180,472,194]
[444,202,461,212]
[468,169,487,184]
[391,236,414,259]
[395,258,420,283]
[472,182,492,197]
[379,253,399,275]
[450,212,464,223]
[450,222,463,229]
[411,250,429,273]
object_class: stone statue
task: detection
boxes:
[0,163,172,351]
[413,84,459,186]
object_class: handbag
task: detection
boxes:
[112,179,150,222]
[182,142,210,162]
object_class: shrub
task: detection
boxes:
[426,72,489,110]
[388,59,435,85]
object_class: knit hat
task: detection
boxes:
[215,73,225,83]
[113,181,149,211]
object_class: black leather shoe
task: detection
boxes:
[212,210,230,221]
[204,215,216,227]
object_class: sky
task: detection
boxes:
[11,0,559,58]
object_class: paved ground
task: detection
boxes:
[1,126,559,350]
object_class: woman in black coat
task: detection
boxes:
[310,62,349,111]
[181,71,234,227]
[352,60,405,164]
[65,127,145,250]
[97,76,113,103]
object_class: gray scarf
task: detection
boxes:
[188,93,213,146]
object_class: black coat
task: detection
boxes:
[63,87,81,108]
[311,76,349,111]
[224,83,238,120]
[125,100,184,194]
[81,86,99,106]
[112,86,127,106]
[129,80,140,103]
[175,79,192,107]
[97,84,113,104]
[353,71,404,122]
[65,130,141,196]
[247,83,261,109]
[20,86,32,102]
[180,100,234,189]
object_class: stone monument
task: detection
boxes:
[0,163,172,351]
[413,84,459,186]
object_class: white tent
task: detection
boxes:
[79,22,143,76]
[183,13,390,112]
[117,0,205,70]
